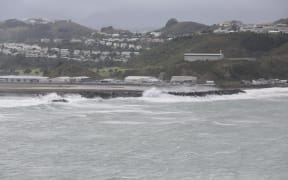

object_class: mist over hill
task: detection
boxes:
[0,19,94,42]
[156,18,208,37]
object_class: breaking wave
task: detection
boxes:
[0,93,88,108]
[0,87,288,107]
[138,87,288,103]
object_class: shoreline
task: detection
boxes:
[0,83,245,98]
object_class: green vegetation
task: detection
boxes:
[0,55,100,78]
[1,32,288,86]
[157,18,208,37]
[100,26,132,35]
[15,68,43,76]
[95,67,130,78]
[127,32,288,83]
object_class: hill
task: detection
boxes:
[0,54,101,78]
[100,26,132,35]
[274,18,288,25]
[128,32,288,84]
[156,18,208,37]
[0,19,94,42]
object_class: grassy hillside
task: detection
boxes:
[128,32,288,83]
[0,19,94,42]
[0,55,101,78]
[1,32,288,85]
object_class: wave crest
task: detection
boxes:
[138,87,288,103]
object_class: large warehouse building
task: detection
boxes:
[184,50,224,62]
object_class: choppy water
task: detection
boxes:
[0,88,288,180]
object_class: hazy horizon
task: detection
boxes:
[0,0,287,30]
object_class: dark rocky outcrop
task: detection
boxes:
[168,89,245,97]
[79,90,143,99]
[52,99,69,103]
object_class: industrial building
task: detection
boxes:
[0,75,49,83]
[48,76,91,83]
[125,76,160,84]
[184,51,224,62]
[0,75,91,84]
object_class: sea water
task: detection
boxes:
[0,88,288,180]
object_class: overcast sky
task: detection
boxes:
[0,0,287,30]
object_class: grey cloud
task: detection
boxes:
[0,0,287,29]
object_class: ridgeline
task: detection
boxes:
[0,19,93,42]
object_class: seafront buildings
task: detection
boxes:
[0,75,91,84]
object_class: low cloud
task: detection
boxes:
[0,0,287,29]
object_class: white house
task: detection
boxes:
[70,39,82,43]
[60,49,70,58]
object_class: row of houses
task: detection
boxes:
[214,21,288,34]
[41,38,146,51]
[123,76,200,84]
[0,43,140,62]
[98,41,143,50]
[3,75,287,86]
[0,75,201,85]
[0,76,91,84]
[242,79,288,86]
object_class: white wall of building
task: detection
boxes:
[184,52,224,62]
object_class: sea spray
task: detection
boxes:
[138,87,288,103]
[142,87,164,97]
[0,87,288,179]
[0,93,91,108]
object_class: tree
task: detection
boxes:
[24,68,32,74]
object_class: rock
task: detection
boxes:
[168,89,245,97]
[52,99,68,103]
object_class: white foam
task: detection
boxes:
[0,87,288,107]
[100,121,146,125]
[0,93,90,108]
[142,87,163,97]
[137,87,288,103]
[0,96,48,108]
[213,121,237,126]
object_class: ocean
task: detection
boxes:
[0,87,288,180]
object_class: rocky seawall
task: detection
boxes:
[168,89,245,97]
[0,83,245,98]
